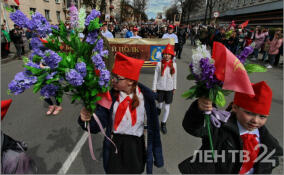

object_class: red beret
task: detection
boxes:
[234,81,272,115]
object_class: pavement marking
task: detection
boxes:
[58,132,88,174]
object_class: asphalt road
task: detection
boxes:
[1,42,283,174]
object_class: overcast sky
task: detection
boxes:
[145,0,174,19]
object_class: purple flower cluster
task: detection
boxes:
[93,39,103,52]
[237,46,254,64]
[8,72,37,95]
[51,25,59,30]
[42,50,62,69]
[30,37,44,50]
[69,5,78,28]
[190,58,223,89]
[27,12,52,37]
[98,69,110,87]
[92,53,105,70]
[85,10,101,26]
[10,10,29,28]
[26,61,40,69]
[100,50,109,57]
[65,69,84,86]
[40,84,58,98]
[86,31,98,44]
[75,62,87,77]
[46,72,57,80]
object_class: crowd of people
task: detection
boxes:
[1,19,284,174]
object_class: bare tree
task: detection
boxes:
[208,0,219,23]
[176,0,202,24]
[164,4,178,23]
[133,0,148,23]
[81,0,97,9]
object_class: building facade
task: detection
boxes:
[1,0,79,30]
[187,0,283,27]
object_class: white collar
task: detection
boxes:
[237,121,259,138]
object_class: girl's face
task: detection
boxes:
[232,104,268,131]
[111,74,133,92]
[163,53,172,61]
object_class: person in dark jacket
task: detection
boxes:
[179,81,283,174]
[9,24,23,58]
[78,52,164,174]
[176,25,187,59]
[1,99,37,174]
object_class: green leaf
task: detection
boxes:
[209,88,216,102]
[215,90,226,107]
[182,85,197,99]
[245,64,267,74]
[186,74,195,80]
[56,96,63,104]
[23,57,29,64]
[33,82,42,93]
[91,89,98,96]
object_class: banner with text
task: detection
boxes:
[107,38,175,62]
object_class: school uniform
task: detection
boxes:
[78,52,163,174]
[179,81,283,174]
[152,61,177,104]
[179,100,283,174]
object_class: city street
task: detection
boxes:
[1,42,283,174]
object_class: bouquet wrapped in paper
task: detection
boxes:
[8,7,111,113]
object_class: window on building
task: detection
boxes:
[30,8,36,13]
[45,10,50,21]
[55,0,60,3]
[10,5,19,11]
[44,0,49,2]
[56,11,61,21]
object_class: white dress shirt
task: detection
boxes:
[112,88,145,137]
[162,33,178,43]
[101,30,114,38]
[237,121,260,174]
[152,61,177,91]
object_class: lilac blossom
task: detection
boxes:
[86,31,98,44]
[8,72,37,95]
[42,50,62,69]
[46,72,57,80]
[65,69,84,86]
[40,84,58,98]
[75,62,87,77]
[190,58,223,89]
[93,39,103,52]
[85,10,101,26]
[30,37,44,50]
[10,10,29,28]
[26,61,40,69]
[98,69,110,87]
[27,12,52,37]
[100,50,109,57]
[91,53,105,70]
[69,5,78,28]
[237,46,254,64]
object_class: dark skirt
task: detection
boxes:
[106,133,146,174]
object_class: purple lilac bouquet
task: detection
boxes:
[8,7,110,113]
[183,44,228,107]
[237,46,267,73]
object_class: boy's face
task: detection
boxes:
[232,104,268,131]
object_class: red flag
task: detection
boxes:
[14,0,20,5]
[212,42,255,95]
[240,20,249,29]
